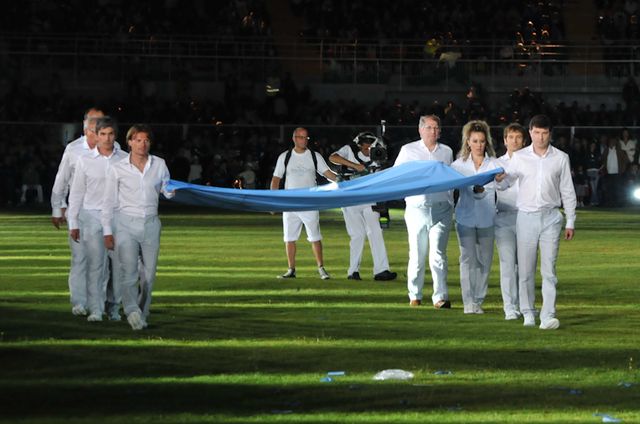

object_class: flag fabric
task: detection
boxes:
[166,160,503,212]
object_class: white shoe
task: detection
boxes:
[72,305,87,316]
[318,266,330,280]
[463,304,474,314]
[540,318,560,330]
[109,311,122,321]
[87,313,103,322]
[127,311,145,330]
[505,311,521,320]
[523,315,536,327]
[278,268,296,279]
[473,304,484,314]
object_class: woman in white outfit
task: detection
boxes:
[451,120,501,314]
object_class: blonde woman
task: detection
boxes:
[451,120,501,314]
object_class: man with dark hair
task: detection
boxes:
[68,116,127,322]
[495,123,527,320]
[497,115,576,330]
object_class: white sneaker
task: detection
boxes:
[72,305,87,316]
[127,311,145,330]
[523,315,536,327]
[540,318,560,330]
[463,304,474,314]
[505,311,521,320]
[87,313,103,322]
[109,311,122,321]
[278,268,296,279]
[473,304,484,314]
[318,266,330,280]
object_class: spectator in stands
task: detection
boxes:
[619,128,637,164]
[601,136,630,206]
[586,139,603,205]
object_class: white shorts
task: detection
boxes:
[283,211,322,242]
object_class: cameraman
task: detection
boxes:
[329,132,397,281]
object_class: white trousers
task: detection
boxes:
[67,212,88,308]
[341,204,390,275]
[115,213,161,319]
[455,223,494,309]
[516,209,563,321]
[404,203,453,303]
[79,209,120,316]
[495,210,519,315]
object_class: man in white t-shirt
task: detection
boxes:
[270,128,337,280]
[329,132,397,281]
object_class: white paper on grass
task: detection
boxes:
[372,369,414,381]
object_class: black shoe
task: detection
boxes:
[347,272,361,280]
[278,268,296,279]
[374,270,398,281]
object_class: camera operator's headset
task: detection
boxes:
[349,132,378,166]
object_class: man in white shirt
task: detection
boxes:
[497,115,576,330]
[495,123,526,320]
[50,107,104,316]
[393,115,454,308]
[68,117,128,322]
[329,132,397,281]
[102,124,174,330]
[270,127,337,280]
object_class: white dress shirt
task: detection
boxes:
[495,153,519,212]
[394,140,453,206]
[51,136,122,217]
[504,145,576,228]
[451,155,500,228]
[50,136,90,217]
[101,154,174,236]
[67,146,128,230]
[273,149,330,189]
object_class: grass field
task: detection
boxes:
[0,206,639,423]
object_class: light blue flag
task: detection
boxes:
[166,160,503,212]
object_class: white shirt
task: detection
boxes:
[451,155,500,228]
[67,146,128,230]
[273,149,330,190]
[101,154,173,236]
[393,140,453,206]
[496,153,519,212]
[51,136,122,217]
[50,136,90,217]
[333,144,370,165]
[504,145,576,229]
[619,138,637,163]
[606,147,619,174]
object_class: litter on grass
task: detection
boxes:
[593,413,622,423]
[373,369,414,380]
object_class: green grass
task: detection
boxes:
[0,206,639,423]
